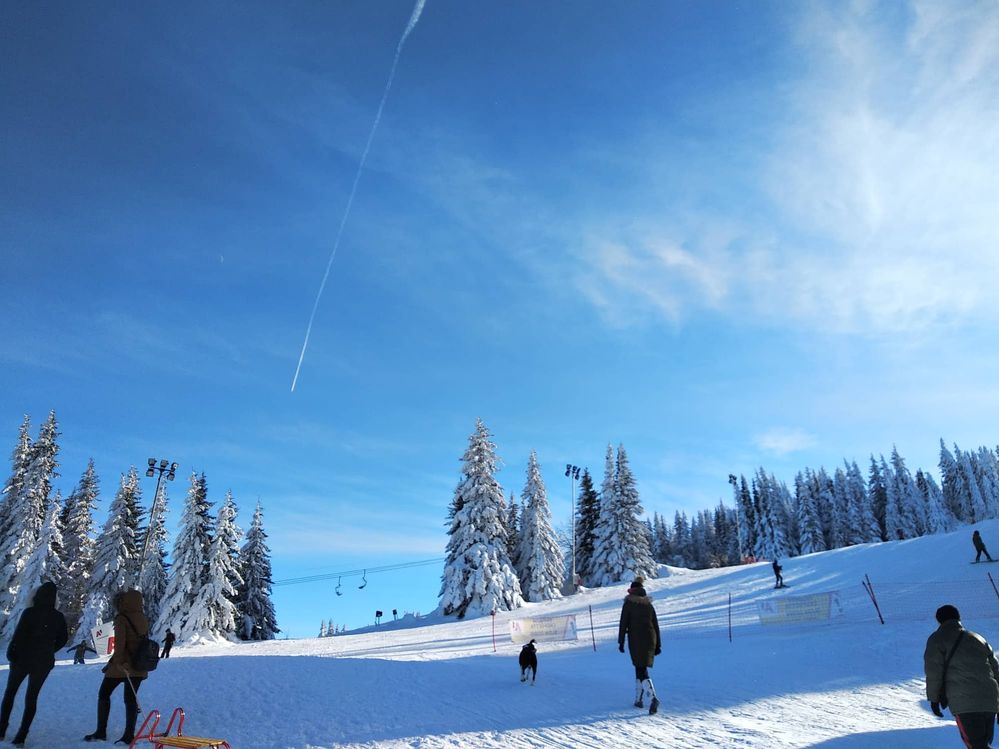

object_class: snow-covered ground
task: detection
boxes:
[10,520,999,748]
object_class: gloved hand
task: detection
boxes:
[618,644,624,653]
[931,702,944,717]
[654,647,661,656]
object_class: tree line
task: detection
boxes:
[645,440,999,569]
[0,411,278,644]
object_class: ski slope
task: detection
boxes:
[8,520,999,748]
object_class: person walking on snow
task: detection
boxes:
[618,576,662,715]
[772,559,784,588]
[68,641,98,664]
[924,604,999,749]
[0,581,69,746]
[160,629,175,659]
[973,531,994,563]
[84,590,151,745]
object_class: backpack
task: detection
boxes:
[119,613,160,672]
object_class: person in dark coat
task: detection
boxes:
[925,604,999,749]
[84,590,150,745]
[618,576,662,715]
[68,641,98,664]
[973,531,994,563]
[160,629,175,659]
[772,559,784,588]
[0,581,69,746]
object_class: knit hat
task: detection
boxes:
[936,604,960,623]
[629,576,645,589]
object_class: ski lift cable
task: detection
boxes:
[273,557,445,587]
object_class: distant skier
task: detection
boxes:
[160,629,175,659]
[924,604,999,749]
[67,641,97,665]
[772,560,784,588]
[618,576,661,715]
[973,531,994,563]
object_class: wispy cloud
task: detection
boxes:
[568,0,999,336]
[752,427,818,457]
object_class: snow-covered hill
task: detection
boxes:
[10,520,999,748]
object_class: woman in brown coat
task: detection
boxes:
[618,576,662,715]
[84,590,150,744]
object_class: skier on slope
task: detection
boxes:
[772,559,784,588]
[972,531,994,563]
[618,576,661,715]
[924,604,999,749]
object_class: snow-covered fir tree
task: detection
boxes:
[795,471,825,555]
[671,510,692,567]
[574,469,599,586]
[845,460,879,544]
[728,474,756,561]
[439,419,523,618]
[753,470,790,561]
[589,445,656,586]
[237,502,278,640]
[867,457,888,541]
[189,490,242,640]
[60,460,100,634]
[237,502,279,640]
[11,495,65,620]
[916,469,952,535]
[515,451,563,602]
[76,468,143,640]
[0,417,32,566]
[505,493,519,569]
[0,412,59,640]
[156,472,213,639]
[137,480,170,628]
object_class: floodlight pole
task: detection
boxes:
[566,464,580,592]
[137,458,177,584]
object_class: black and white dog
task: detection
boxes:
[518,639,538,684]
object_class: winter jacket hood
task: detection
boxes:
[924,619,999,714]
[33,581,57,608]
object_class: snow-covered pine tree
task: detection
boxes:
[11,495,65,621]
[728,474,756,562]
[754,470,790,561]
[795,470,825,555]
[574,469,599,586]
[438,419,523,618]
[115,467,144,587]
[974,447,999,519]
[76,469,143,641]
[189,490,242,640]
[671,511,692,566]
[938,440,967,523]
[957,446,988,523]
[589,445,656,586]
[889,447,921,538]
[237,502,278,640]
[137,480,170,628]
[61,460,99,634]
[845,460,879,544]
[156,472,213,639]
[0,412,59,640]
[516,451,564,602]
[0,416,32,554]
[831,468,852,547]
[916,469,952,535]
[504,492,519,571]
[867,456,888,541]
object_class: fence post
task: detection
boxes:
[862,574,885,625]
[588,605,597,651]
[728,592,733,643]
[988,573,999,606]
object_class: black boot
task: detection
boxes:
[84,733,107,742]
[11,732,26,747]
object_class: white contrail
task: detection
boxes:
[291,0,427,393]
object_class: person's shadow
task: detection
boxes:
[804,724,954,748]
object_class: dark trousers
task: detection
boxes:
[161,644,172,658]
[956,712,997,749]
[95,676,144,739]
[976,547,993,562]
[0,664,51,738]
[634,665,650,681]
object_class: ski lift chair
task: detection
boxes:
[131,708,231,749]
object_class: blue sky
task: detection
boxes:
[3,0,998,638]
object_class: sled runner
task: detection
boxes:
[131,708,231,749]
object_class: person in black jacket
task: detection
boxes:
[160,629,176,659]
[0,581,69,746]
[618,576,662,715]
[67,641,98,664]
